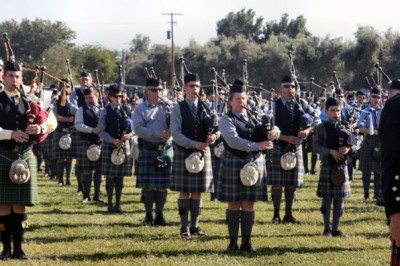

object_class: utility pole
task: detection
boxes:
[162,12,182,89]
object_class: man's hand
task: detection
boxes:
[159,129,171,141]
[329,149,343,162]
[112,139,124,147]
[25,124,41,135]
[258,140,274,151]
[195,142,209,152]
[338,146,351,155]
[11,130,29,142]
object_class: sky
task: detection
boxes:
[4,0,400,51]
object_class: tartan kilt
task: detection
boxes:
[267,144,304,187]
[358,135,381,173]
[216,150,267,202]
[78,141,102,171]
[101,142,133,177]
[317,160,351,199]
[0,149,39,206]
[41,132,55,159]
[170,147,214,193]
[52,129,77,160]
[210,145,221,190]
[136,148,173,189]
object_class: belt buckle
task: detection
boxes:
[62,128,70,133]
[158,145,163,151]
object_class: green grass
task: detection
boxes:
[2,165,389,265]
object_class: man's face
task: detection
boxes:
[145,86,163,104]
[369,93,381,105]
[79,76,92,88]
[335,94,345,104]
[326,105,341,121]
[3,71,22,90]
[84,92,98,106]
[0,66,3,81]
[184,81,200,98]
[280,82,296,99]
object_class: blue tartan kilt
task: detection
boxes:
[267,143,304,187]
[52,129,78,160]
[317,160,351,199]
[136,148,173,189]
[170,147,214,193]
[216,150,267,202]
[101,142,133,177]
[41,132,55,159]
[358,135,381,173]
[210,145,221,191]
[78,141,102,171]
[0,149,39,206]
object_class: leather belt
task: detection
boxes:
[142,141,172,151]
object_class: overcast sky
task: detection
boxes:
[4,0,400,51]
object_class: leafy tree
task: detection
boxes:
[265,13,311,40]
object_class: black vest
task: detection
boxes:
[275,99,301,148]
[56,98,73,128]
[222,111,265,159]
[76,88,86,108]
[105,105,124,139]
[175,101,209,152]
[0,92,33,151]
[80,106,100,143]
[323,121,349,166]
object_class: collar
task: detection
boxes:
[4,89,20,99]
[185,97,198,107]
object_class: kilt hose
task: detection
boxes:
[216,150,267,202]
[358,134,381,173]
[52,128,79,160]
[170,147,214,193]
[267,143,304,187]
[78,141,102,171]
[0,149,39,206]
[317,159,351,199]
[101,142,133,177]
[136,147,173,189]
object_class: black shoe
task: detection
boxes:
[153,213,170,226]
[142,212,153,226]
[0,248,11,260]
[93,197,104,203]
[107,206,116,213]
[271,216,281,224]
[180,227,191,238]
[114,206,123,213]
[12,249,28,260]
[282,215,301,224]
[65,180,71,186]
[190,226,207,236]
[240,237,255,253]
[310,169,316,175]
[225,238,238,254]
[331,230,346,237]
[322,229,331,236]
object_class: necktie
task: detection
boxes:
[239,113,247,121]
[286,101,294,116]
[11,95,18,106]
[191,104,197,119]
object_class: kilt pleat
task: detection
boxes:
[136,148,173,189]
[317,160,351,199]
[0,149,39,206]
[101,142,133,177]
[78,141,102,171]
[41,132,55,159]
[216,150,267,202]
[358,135,381,173]
[267,144,304,187]
[170,147,214,193]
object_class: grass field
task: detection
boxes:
[2,164,390,265]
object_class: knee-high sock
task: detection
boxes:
[56,160,64,183]
[155,190,167,214]
[75,164,83,192]
[332,198,344,232]
[240,210,255,238]
[12,213,27,252]
[82,172,93,198]
[93,170,102,198]
[178,198,190,228]
[106,177,115,209]
[271,188,283,217]
[321,198,332,231]
[284,188,296,216]
[362,171,371,198]
[311,153,317,171]
[114,177,124,207]
[190,199,202,229]
[0,214,12,251]
[65,158,72,182]
[226,210,240,238]
[143,190,155,213]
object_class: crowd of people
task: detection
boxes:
[1,51,399,260]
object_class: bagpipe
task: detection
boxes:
[3,32,49,144]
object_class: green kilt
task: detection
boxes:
[52,128,77,160]
[0,149,39,206]
[136,147,173,189]
[41,132,54,159]
[216,150,267,202]
[267,144,304,187]
[317,158,351,199]
[170,147,214,193]
[358,135,381,173]
[101,142,133,177]
[78,141,102,171]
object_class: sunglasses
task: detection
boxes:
[371,95,381,99]
[282,84,296,89]
[149,89,162,92]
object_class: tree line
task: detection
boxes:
[1,9,399,94]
